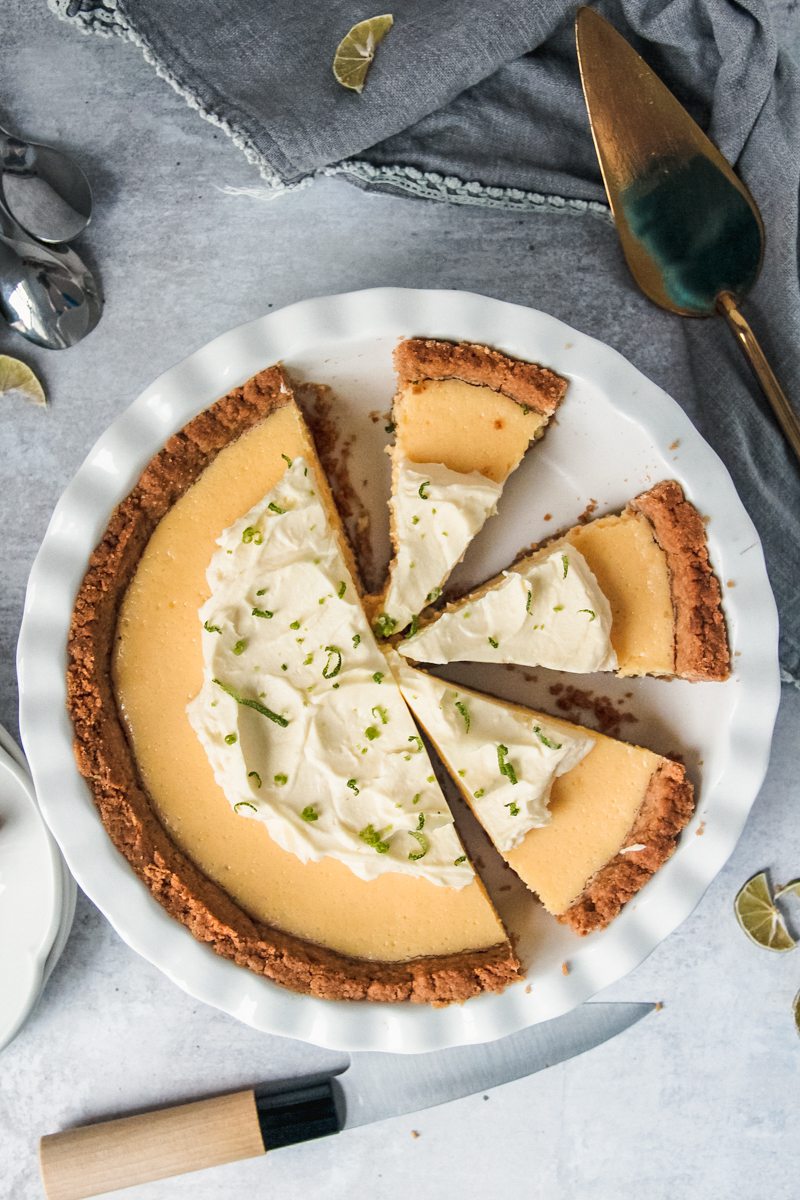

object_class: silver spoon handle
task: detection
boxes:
[717,291,800,464]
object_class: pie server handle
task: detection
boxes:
[39,1081,340,1199]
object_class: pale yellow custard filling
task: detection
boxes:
[559,511,675,677]
[505,717,662,914]
[403,507,676,679]
[113,403,507,962]
[398,672,663,919]
[394,378,547,482]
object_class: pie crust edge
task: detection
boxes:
[394,337,569,415]
[559,758,695,934]
[631,480,731,681]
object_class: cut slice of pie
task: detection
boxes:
[391,655,695,934]
[67,366,520,1004]
[374,338,568,636]
[399,481,731,681]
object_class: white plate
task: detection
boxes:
[0,724,74,1052]
[17,289,780,1053]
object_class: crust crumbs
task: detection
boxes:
[578,497,598,525]
[630,481,730,681]
[393,338,568,415]
[559,759,695,935]
[66,365,519,1005]
[549,683,637,740]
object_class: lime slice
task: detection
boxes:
[333,14,393,93]
[775,879,800,901]
[734,871,796,952]
[0,355,46,407]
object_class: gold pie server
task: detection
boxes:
[575,6,800,462]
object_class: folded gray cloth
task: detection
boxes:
[51,0,800,681]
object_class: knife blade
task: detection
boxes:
[333,1000,652,1130]
[39,1002,653,1200]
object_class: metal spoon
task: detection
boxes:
[575,7,800,462]
[0,121,92,244]
[0,198,101,350]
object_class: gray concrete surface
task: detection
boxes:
[1,5,798,1199]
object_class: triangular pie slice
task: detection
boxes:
[399,481,731,681]
[373,338,568,636]
[391,655,695,934]
[68,366,520,1004]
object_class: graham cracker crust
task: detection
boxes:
[66,365,520,1005]
[394,337,568,415]
[632,480,730,681]
[560,759,695,935]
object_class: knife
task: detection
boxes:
[575,6,800,462]
[39,1002,652,1199]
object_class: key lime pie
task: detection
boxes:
[399,482,730,681]
[374,338,568,635]
[67,346,722,1006]
[390,655,694,933]
[67,366,521,1004]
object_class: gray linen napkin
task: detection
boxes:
[51,0,800,681]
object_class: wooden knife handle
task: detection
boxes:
[39,1089,265,1200]
[39,1079,341,1200]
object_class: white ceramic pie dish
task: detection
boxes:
[17,288,780,1053]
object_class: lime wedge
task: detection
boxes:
[775,879,800,901]
[734,871,796,952]
[333,14,393,93]
[0,355,46,407]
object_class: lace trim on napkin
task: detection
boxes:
[323,162,611,218]
[221,163,611,217]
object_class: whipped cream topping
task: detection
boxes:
[399,546,617,673]
[187,457,472,888]
[389,654,594,852]
[381,459,503,633]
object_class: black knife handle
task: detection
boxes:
[255,1080,342,1150]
